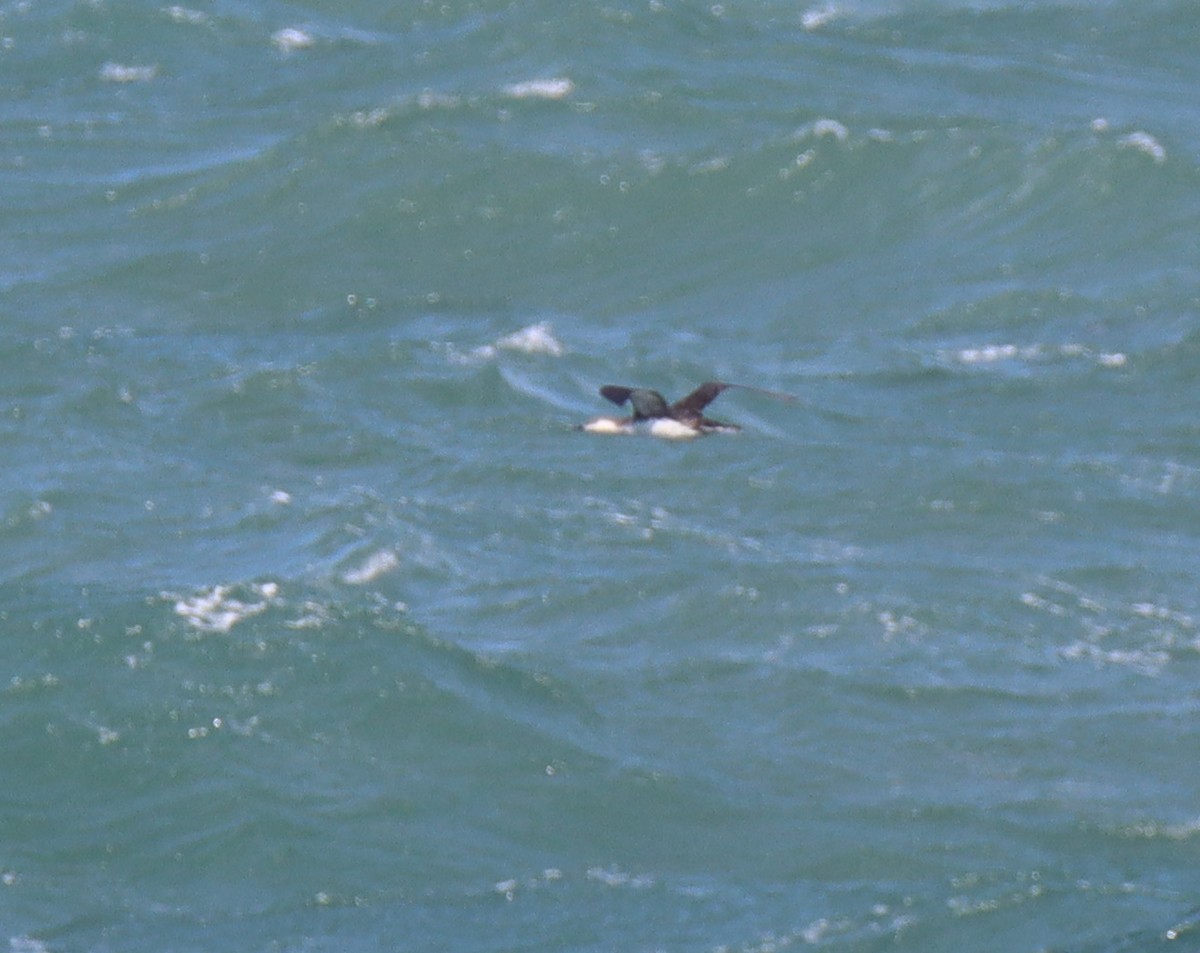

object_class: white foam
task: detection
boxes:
[6,674,59,694]
[1125,817,1200,841]
[342,549,399,585]
[99,62,157,83]
[285,601,330,629]
[492,866,565,899]
[502,78,574,100]
[802,919,834,943]
[164,5,208,25]
[948,343,1127,368]
[496,321,565,356]
[801,5,839,30]
[416,89,461,111]
[94,724,121,745]
[345,107,391,129]
[272,27,314,52]
[27,500,51,521]
[10,938,51,953]
[586,865,654,889]
[812,118,850,142]
[955,343,1025,364]
[172,583,279,633]
[1131,602,1194,628]
[1058,640,1169,676]
[794,118,849,143]
[1117,130,1166,163]
[689,155,731,175]
[459,321,566,362]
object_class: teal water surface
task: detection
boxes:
[3,1,1200,950]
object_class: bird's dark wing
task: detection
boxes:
[673,381,799,415]
[600,385,671,420]
[671,381,732,415]
[600,385,635,407]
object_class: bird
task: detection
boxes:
[577,381,794,439]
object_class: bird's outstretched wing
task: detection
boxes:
[600,385,635,407]
[599,385,671,420]
[671,381,732,415]
[672,381,798,415]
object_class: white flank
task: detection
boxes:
[582,417,632,435]
[647,418,701,440]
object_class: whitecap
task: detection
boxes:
[954,343,1024,364]
[812,118,850,141]
[27,499,52,521]
[794,118,849,143]
[344,107,391,129]
[10,938,50,953]
[5,674,59,694]
[285,601,331,629]
[586,865,653,888]
[1058,640,1169,676]
[172,582,280,633]
[94,723,121,745]
[416,89,461,110]
[948,343,1126,368]
[272,27,314,52]
[1122,817,1200,841]
[802,919,834,943]
[164,5,208,25]
[689,155,731,175]
[495,321,566,357]
[448,321,566,364]
[1131,602,1194,628]
[502,77,574,100]
[1117,131,1166,164]
[801,5,839,31]
[99,62,158,83]
[342,549,399,585]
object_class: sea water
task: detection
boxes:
[3,1,1199,950]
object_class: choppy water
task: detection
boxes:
[4,0,1200,950]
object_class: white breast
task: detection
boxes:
[581,417,633,435]
[580,416,704,439]
[646,418,701,440]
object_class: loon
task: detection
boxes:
[577,381,794,440]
